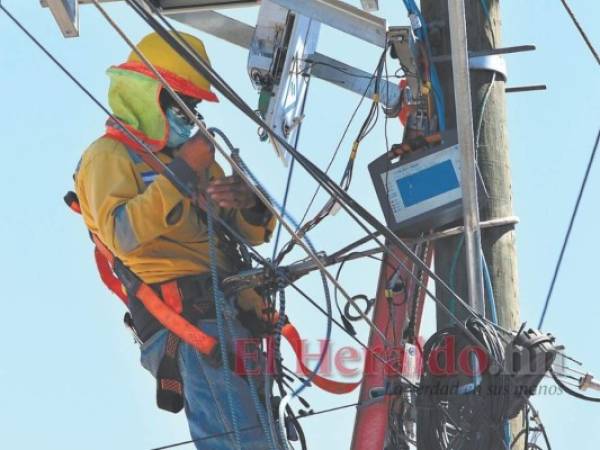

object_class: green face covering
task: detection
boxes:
[107,67,168,145]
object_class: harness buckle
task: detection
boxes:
[123,312,143,345]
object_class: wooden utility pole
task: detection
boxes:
[420,0,522,447]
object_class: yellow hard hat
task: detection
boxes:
[124,31,218,102]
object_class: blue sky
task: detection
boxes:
[0,1,598,449]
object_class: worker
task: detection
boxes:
[73,31,278,449]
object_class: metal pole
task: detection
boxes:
[447,0,486,314]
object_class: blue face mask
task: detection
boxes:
[166,107,195,148]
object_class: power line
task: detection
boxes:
[150,399,369,450]
[296,59,380,227]
[538,129,600,328]
[559,0,600,65]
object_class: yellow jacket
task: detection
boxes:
[75,136,275,285]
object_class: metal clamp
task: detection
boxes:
[469,54,507,81]
[431,45,538,82]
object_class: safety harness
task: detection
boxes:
[66,190,223,411]
[67,136,361,414]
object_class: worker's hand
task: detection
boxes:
[178,132,215,173]
[206,175,258,209]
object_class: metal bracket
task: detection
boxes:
[307,53,400,107]
[137,0,259,10]
[166,10,255,47]
[40,0,79,38]
[469,54,507,81]
[269,0,387,48]
[430,45,537,83]
[387,26,418,92]
[171,9,401,106]
[505,84,547,94]
[246,0,321,158]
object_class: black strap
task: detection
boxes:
[126,274,261,413]
[156,332,184,413]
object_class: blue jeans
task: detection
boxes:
[140,317,276,450]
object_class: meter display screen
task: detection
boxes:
[396,160,460,207]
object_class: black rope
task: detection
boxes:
[538,129,599,328]
[559,0,600,65]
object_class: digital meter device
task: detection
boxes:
[369,131,483,236]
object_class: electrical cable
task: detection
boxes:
[332,259,354,334]
[221,300,280,449]
[277,46,388,265]
[559,0,600,65]
[129,0,512,350]
[10,0,518,412]
[270,22,315,260]
[401,0,446,130]
[4,12,533,450]
[150,398,370,450]
[218,137,335,386]
[41,0,493,356]
[480,0,490,19]
[0,11,416,449]
[272,278,290,446]
[271,158,295,259]
[117,0,393,352]
[538,129,599,328]
[0,5,284,448]
[417,317,510,450]
[447,71,496,316]
[302,59,402,80]
[526,401,552,450]
[224,146,336,446]
[0,2,193,200]
[114,9,410,414]
[12,6,566,450]
[481,249,509,447]
[550,368,600,403]
[482,253,499,324]
[12,3,507,390]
